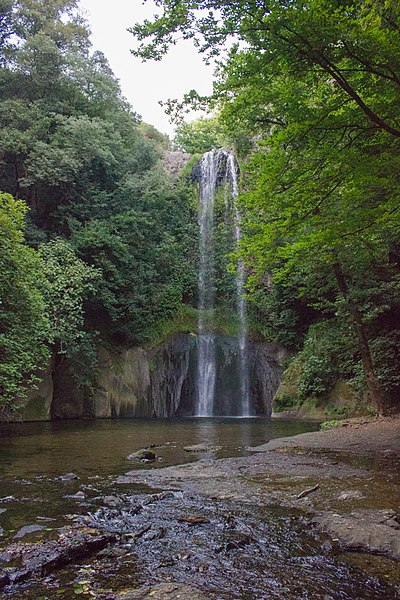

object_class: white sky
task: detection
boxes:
[79,0,214,136]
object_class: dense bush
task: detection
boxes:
[0,192,49,419]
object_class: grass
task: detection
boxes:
[144,305,199,348]
[320,419,339,431]
[144,304,248,348]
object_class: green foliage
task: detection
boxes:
[140,122,170,148]
[173,117,224,154]
[0,192,49,420]
[0,0,200,395]
[320,420,339,431]
[72,173,198,345]
[39,238,99,356]
[298,321,359,400]
[273,394,301,413]
[143,304,198,348]
[130,0,400,414]
[323,403,353,419]
[131,1,400,139]
[248,281,318,350]
[2,0,400,419]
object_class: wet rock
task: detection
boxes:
[98,545,129,559]
[380,449,396,457]
[0,508,7,515]
[313,509,400,560]
[0,527,3,537]
[142,527,166,541]
[177,516,210,526]
[57,472,79,481]
[337,490,365,501]
[0,549,12,562]
[127,450,156,462]
[183,444,222,453]
[162,150,192,177]
[14,524,45,539]
[71,491,86,500]
[117,582,211,599]
[217,534,254,554]
[102,495,124,507]
[0,527,116,589]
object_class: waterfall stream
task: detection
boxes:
[227,154,250,416]
[196,151,218,416]
[195,149,250,416]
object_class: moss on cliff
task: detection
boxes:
[273,354,367,420]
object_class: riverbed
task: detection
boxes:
[0,418,399,599]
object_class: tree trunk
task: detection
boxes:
[332,263,387,415]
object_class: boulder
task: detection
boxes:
[313,509,400,560]
[127,450,156,462]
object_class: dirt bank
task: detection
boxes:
[254,416,400,456]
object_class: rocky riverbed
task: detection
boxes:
[0,417,399,599]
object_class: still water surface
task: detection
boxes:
[0,418,318,533]
[0,417,318,480]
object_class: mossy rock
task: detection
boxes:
[273,356,303,412]
[273,355,364,420]
[19,395,51,421]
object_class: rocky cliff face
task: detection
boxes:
[21,334,284,420]
[92,334,284,419]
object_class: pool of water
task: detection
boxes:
[0,418,398,599]
[0,418,318,533]
[0,417,319,480]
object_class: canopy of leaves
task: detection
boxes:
[174,117,225,154]
[130,0,400,412]
[0,192,49,419]
[39,238,99,356]
[0,0,199,416]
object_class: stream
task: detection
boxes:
[0,418,398,599]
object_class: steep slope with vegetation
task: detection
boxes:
[0,0,197,419]
[133,0,400,416]
[1,0,399,420]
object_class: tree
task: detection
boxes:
[130,0,400,413]
[0,191,49,420]
[173,117,224,154]
[72,168,198,345]
[131,1,400,137]
[39,238,99,360]
[239,87,400,413]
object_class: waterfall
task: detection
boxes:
[196,151,218,416]
[227,154,250,416]
[195,149,250,417]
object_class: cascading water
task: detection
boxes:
[196,151,218,416]
[195,149,250,416]
[227,154,250,416]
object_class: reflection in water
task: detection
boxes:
[0,418,319,540]
[195,419,217,447]
[0,418,318,479]
[239,419,251,449]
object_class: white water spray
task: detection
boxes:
[196,151,218,416]
[195,149,250,416]
[227,154,250,416]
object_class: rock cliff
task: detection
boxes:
[21,334,284,420]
